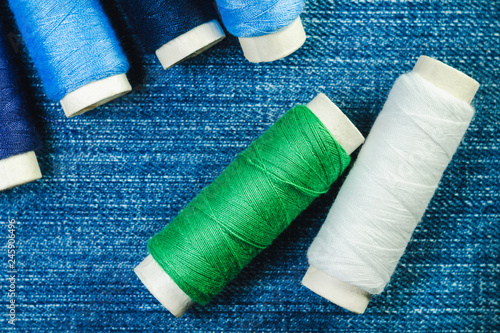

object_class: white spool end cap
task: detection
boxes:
[0,151,41,191]
[60,73,131,118]
[302,265,371,314]
[156,19,226,69]
[413,56,479,104]
[238,17,306,63]
[307,93,365,155]
[135,255,194,317]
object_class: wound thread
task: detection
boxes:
[0,20,40,161]
[117,0,219,54]
[8,0,129,101]
[148,105,351,305]
[307,72,475,296]
[216,0,305,38]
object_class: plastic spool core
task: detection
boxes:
[301,55,480,314]
[307,93,364,155]
[155,20,225,69]
[413,56,479,104]
[0,151,41,191]
[60,73,132,118]
[135,255,194,318]
[238,17,306,63]
[134,93,364,317]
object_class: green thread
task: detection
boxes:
[148,105,351,305]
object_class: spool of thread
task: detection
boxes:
[302,56,480,314]
[0,21,41,191]
[8,0,132,117]
[135,93,365,317]
[117,0,225,69]
[215,0,306,63]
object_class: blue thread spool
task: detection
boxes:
[0,21,41,191]
[117,0,225,69]
[8,0,131,117]
[215,0,306,62]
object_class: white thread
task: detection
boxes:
[307,72,475,295]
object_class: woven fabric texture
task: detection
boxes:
[0,0,498,332]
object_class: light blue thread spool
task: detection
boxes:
[8,0,132,117]
[215,0,307,62]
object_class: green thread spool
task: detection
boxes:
[135,94,365,317]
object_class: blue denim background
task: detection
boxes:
[1,0,498,332]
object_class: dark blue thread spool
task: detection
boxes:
[0,20,41,191]
[116,0,225,69]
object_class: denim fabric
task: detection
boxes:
[0,0,498,332]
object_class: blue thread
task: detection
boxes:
[0,21,40,160]
[8,0,129,101]
[215,0,304,38]
[117,0,219,54]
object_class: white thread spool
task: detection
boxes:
[134,93,365,317]
[302,56,480,314]
[239,17,306,63]
[0,151,41,191]
[156,19,226,69]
